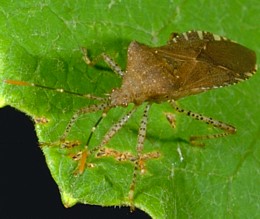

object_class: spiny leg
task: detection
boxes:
[73,111,108,174]
[128,103,150,211]
[38,101,111,152]
[169,100,236,145]
[81,48,124,77]
[94,105,137,156]
[60,101,110,145]
[136,104,151,172]
[95,104,159,210]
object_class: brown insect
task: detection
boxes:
[4,30,257,210]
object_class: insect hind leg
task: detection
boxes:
[169,100,236,146]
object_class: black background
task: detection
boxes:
[0,106,150,219]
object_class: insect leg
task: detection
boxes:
[169,100,236,145]
[81,47,124,77]
[93,106,137,155]
[60,101,110,144]
[73,111,107,174]
[128,103,151,211]
[93,104,159,210]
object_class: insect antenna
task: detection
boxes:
[4,79,104,101]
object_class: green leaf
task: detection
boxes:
[0,1,259,218]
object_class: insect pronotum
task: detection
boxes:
[4,30,257,211]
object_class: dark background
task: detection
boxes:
[0,106,150,219]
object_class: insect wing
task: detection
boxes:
[156,31,257,98]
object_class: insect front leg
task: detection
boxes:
[41,103,110,172]
[81,47,124,77]
[59,101,110,147]
[61,101,113,175]
[169,100,236,146]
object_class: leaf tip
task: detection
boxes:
[61,191,78,208]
